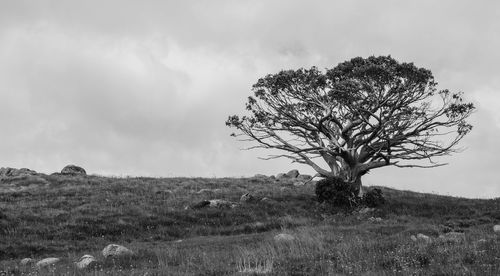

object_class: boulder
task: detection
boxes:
[493,225,500,233]
[240,193,255,203]
[253,174,268,178]
[75,255,98,270]
[20,258,35,266]
[0,167,38,178]
[438,232,465,243]
[102,244,133,258]
[61,165,86,176]
[274,233,295,242]
[285,170,299,178]
[36,257,61,268]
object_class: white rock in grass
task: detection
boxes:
[274,233,295,242]
[36,257,61,268]
[410,235,417,242]
[20,258,35,266]
[493,225,500,233]
[102,244,134,258]
[358,207,375,214]
[416,233,432,243]
[75,255,97,269]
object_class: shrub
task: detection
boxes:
[315,177,360,207]
[362,188,385,207]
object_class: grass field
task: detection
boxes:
[1,173,499,275]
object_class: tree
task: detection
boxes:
[226,56,474,196]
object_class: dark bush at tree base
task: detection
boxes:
[363,188,386,207]
[315,177,360,207]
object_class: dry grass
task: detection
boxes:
[1,174,499,275]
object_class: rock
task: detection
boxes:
[191,200,211,209]
[20,258,35,266]
[253,222,265,228]
[414,233,432,243]
[36,257,61,268]
[494,225,500,233]
[296,174,312,181]
[359,207,375,214]
[102,244,133,258]
[438,232,465,243]
[285,170,299,178]
[292,180,306,187]
[368,217,382,222]
[209,199,236,208]
[253,174,268,178]
[0,167,38,178]
[410,235,417,242]
[274,233,295,242]
[276,173,287,180]
[240,193,255,203]
[75,255,97,270]
[61,165,86,176]
[260,197,272,202]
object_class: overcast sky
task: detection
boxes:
[1,1,499,198]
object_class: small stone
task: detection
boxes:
[75,255,97,270]
[410,235,417,242]
[102,244,133,258]
[209,199,234,208]
[20,258,35,266]
[36,257,61,268]
[416,233,432,243]
[240,193,255,202]
[274,233,295,242]
[253,222,265,228]
[368,217,382,222]
[359,207,375,214]
[493,225,500,233]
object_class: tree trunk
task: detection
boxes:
[352,176,363,197]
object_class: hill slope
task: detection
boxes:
[1,174,499,275]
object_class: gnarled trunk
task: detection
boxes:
[352,175,363,197]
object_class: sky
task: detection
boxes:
[0,0,499,198]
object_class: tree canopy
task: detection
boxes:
[227,56,474,193]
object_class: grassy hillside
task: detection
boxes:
[1,174,499,275]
